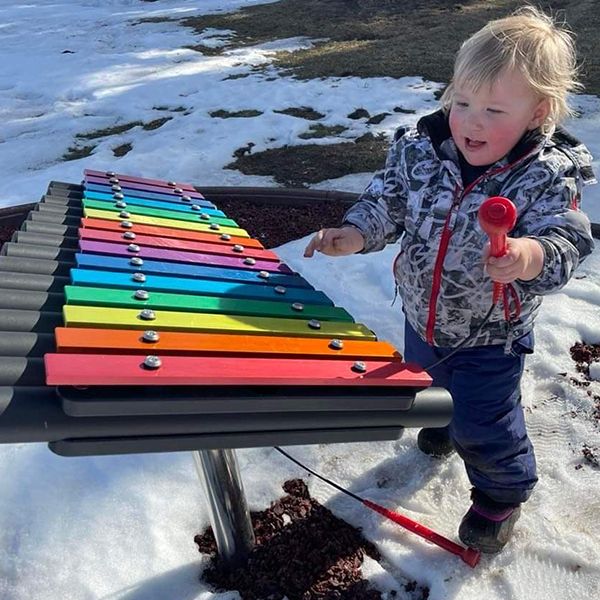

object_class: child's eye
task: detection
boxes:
[455,101,468,107]
[487,108,504,114]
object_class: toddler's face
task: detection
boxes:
[448,68,549,167]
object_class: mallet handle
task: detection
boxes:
[478,197,517,304]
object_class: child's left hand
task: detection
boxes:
[483,237,544,283]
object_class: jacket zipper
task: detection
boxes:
[424,158,526,345]
[425,183,463,344]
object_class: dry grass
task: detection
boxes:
[181,0,600,94]
[62,144,96,161]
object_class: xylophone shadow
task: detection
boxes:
[0,180,452,458]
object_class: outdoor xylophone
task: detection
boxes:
[0,168,452,456]
[0,169,452,566]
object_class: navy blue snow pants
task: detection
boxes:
[404,320,538,505]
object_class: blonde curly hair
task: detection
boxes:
[440,5,581,134]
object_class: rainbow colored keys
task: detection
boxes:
[44,169,431,390]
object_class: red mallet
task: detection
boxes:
[478,196,517,304]
[363,500,481,567]
[274,447,481,568]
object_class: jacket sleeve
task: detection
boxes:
[515,168,595,295]
[341,128,409,253]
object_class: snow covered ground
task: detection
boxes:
[0,1,599,599]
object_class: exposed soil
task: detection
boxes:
[570,341,600,377]
[112,142,132,157]
[227,134,389,188]
[568,342,600,468]
[0,225,15,247]
[581,444,599,468]
[195,479,430,600]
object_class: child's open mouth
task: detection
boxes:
[466,137,485,150]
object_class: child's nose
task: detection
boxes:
[466,110,484,130]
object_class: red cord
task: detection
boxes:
[497,283,521,322]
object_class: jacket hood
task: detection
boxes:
[547,127,596,185]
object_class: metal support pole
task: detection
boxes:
[193,448,255,569]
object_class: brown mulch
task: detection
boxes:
[195,478,428,600]
[0,225,14,247]
[569,343,600,468]
[581,444,600,468]
[569,342,600,422]
[213,198,349,249]
[570,342,600,376]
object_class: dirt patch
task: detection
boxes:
[76,121,143,140]
[0,225,15,246]
[195,478,429,600]
[227,134,388,188]
[348,108,371,120]
[185,44,225,56]
[62,144,96,161]
[570,341,600,377]
[581,444,600,468]
[274,107,325,120]
[299,124,349,139]
[210,109,264,118]
[569,342,600,430]
[223,72,252,80]
[142,117,172,131]
[65,117,171,162]
[112,142,132,157]
[153,105,187,112]
[76,117,173,140]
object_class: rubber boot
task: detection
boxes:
[458,488,521,553]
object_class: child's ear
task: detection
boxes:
[528,98,551,130]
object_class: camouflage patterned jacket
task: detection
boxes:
[343,110,596,348]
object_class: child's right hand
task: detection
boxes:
[303,226,365,257]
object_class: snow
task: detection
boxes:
[0,1,599,599]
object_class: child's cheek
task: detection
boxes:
[448,111,460,138]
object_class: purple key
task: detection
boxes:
[79,240,294,274]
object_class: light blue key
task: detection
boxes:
[75,253,314,289]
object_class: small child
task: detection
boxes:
[304,6,595,553]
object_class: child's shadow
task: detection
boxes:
[316,437,456,516]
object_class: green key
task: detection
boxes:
[65,286,354,322]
